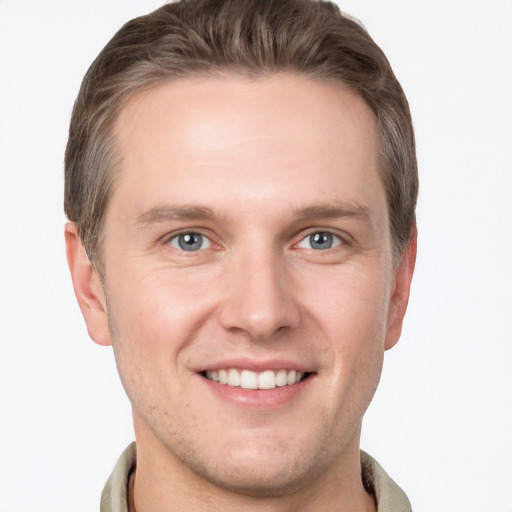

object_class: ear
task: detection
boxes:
[384,227,417,351]
[65,223,112,346]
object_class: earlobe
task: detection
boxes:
[65,223,112,346]
[384,227,417,351]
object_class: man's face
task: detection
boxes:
[76,74,413,494]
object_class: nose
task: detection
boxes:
[218,248,301,340]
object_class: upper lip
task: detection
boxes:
[193,358,314,373]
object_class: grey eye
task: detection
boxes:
[169,233,211,251]
[298,232,342,250]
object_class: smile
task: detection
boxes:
[203,368,308,390]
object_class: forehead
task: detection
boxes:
[115,73,377,159]
[110,73,384,224]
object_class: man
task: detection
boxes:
[64,0,417,510]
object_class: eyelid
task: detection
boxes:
[169,233,210,251]
[160,227,351,253]
[297,232,342,250]
[293,228,351,248]
[163,228,218,251]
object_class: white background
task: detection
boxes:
[0,0,510,510]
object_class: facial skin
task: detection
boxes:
[66,74,416,512]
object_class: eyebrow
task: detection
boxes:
[135,205,217,226]
[294,203,373,223]
[135,201,373,227]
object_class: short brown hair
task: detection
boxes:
[65,0,418,270]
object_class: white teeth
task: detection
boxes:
[276,369,288,387]
[227,368,241,387]
[204,368,306,389]
[240,370,258,389]
[258,370,276,390]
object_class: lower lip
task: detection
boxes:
[199,374,314,409]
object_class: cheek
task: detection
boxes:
[104,267,220,390]
[306,264,390,400]
[108,266,214,339]
[305,261,391,345]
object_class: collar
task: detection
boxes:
[101,443,411,512]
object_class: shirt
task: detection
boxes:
[101,443,412,511]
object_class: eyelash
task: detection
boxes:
[164,228,349,253]
[166,231,213,252]
[296,230,345,251]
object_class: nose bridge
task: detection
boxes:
[219,238,300,339]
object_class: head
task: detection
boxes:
[65,0,418,503]
[64,0,417,274]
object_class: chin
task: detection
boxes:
[161,430,344,498]
[192,456,317,497]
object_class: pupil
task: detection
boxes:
[179,233,202,251]
[311,232,332,250]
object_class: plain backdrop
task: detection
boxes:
[0,1,511,511]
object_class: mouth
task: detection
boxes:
[201,368,311,390]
